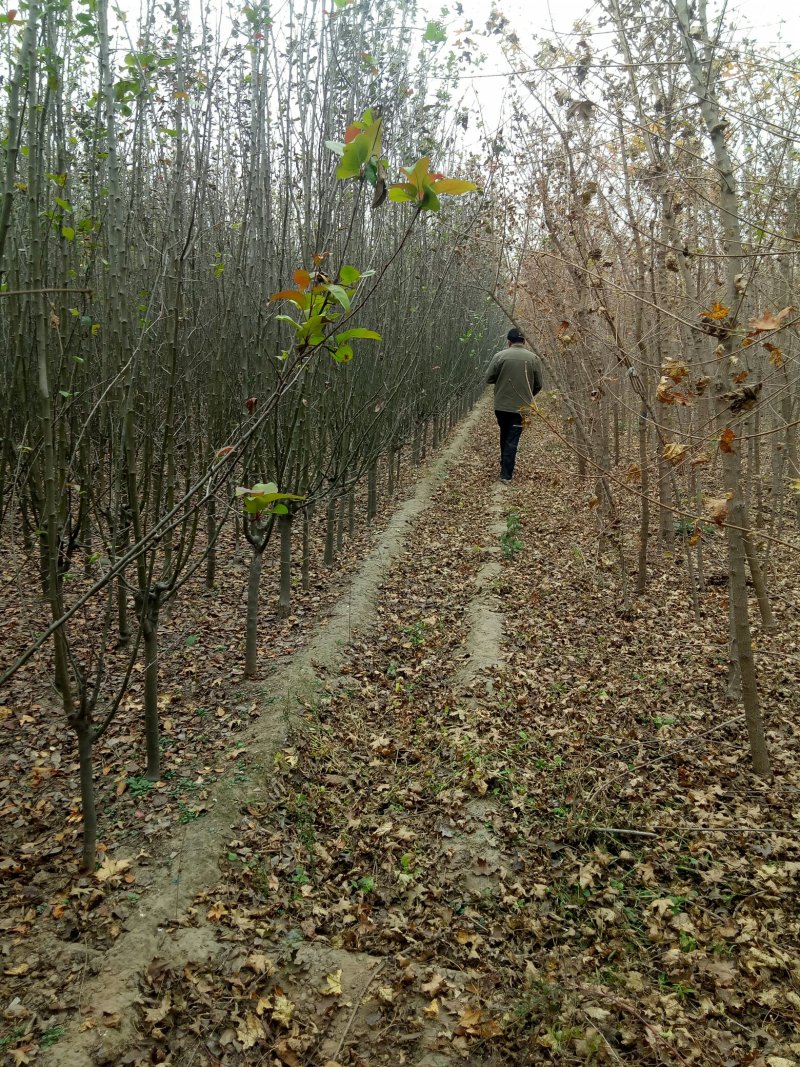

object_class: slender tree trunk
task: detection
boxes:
[245,545,263,679]
[278,514,292,617]
[76,716,97,871]
[302,507,311,591]
[142,591,162,781]
[206,494,217,590]
[324,496,336,565]
[637,409,650,594]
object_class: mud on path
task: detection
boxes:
[10,401,800,1067]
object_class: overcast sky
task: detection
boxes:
[422,0,799,150]
[459,0,800,44]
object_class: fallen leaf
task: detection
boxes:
[272,994,295,1028]
[320,969,343,996]
[95,857,131,882]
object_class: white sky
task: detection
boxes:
[418,0,799,152]
[455,0,800,44]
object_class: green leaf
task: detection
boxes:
[336,328,382,342]
[298,314,330,345]
[423,20,446,43]
[336,135,370,179]
[332,343,354,363]
[272,503,289,515]
[388,184,417,204]
[339,265,361,286]
[420,186,441,212]
[61,226,75,241]
[431,178,478,195]
[55,197,73,213]
[325,140,345,157]
[275,314,300,329]
[324,284,351,311]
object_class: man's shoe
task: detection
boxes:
[499,477,512,483]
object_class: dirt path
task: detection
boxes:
[34,404,800,1067]
[41,400,502,1067]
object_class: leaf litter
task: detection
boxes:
[3,407,800,1065]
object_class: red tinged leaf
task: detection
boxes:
[292,268,311,289]
[270,288,304,302]
[344,123,361,144]
[245,397,257,414]
[719,427,736,453]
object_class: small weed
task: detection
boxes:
[127,776,155,797]
[500,511,523,557]
[653,715,676,729]
[353,875,375,893]
[403,621,427,646]
[292,865,310,886]
[0,1028,26,1052]
[177,801,201,824]
[41,1025,66,1049]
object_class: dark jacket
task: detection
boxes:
[485,344,543,413]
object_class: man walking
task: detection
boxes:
[485,327,543,483]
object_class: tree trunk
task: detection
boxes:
[245,545,263,679]
[324,496,336,565]
[302,507,311,591]
[142,591,162,781]
[278,514,292,618]
[206,494,217,590]
[636,409,650,594]
[75,715,97,871]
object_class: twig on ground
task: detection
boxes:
[329,959,387,1061]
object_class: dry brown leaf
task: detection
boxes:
[237,1011,264,1050]
[663,442,688,465]
[95,857,131,882]
[719,427,736,453]
[320,969,343,996]
[272,994,295,1028]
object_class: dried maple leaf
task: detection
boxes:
[701,301,730,320]
[95,857,131,882]
[246,952,275,975]
[456,1005,483,1034]
[206,901,228,920]
[763,341,783,367]
[662,358,689,383]
[748,305,795,332]
[237,1011,264,1050]
[272,994,295,1028]
[705,495,732,526]
[663,442,688,465]
[320,969,343,996]
[719,427,736,453]
[656,377,693,406]
[421,973,446,996]
[144,994,172,1025]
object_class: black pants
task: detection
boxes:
[496,410,523,480]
